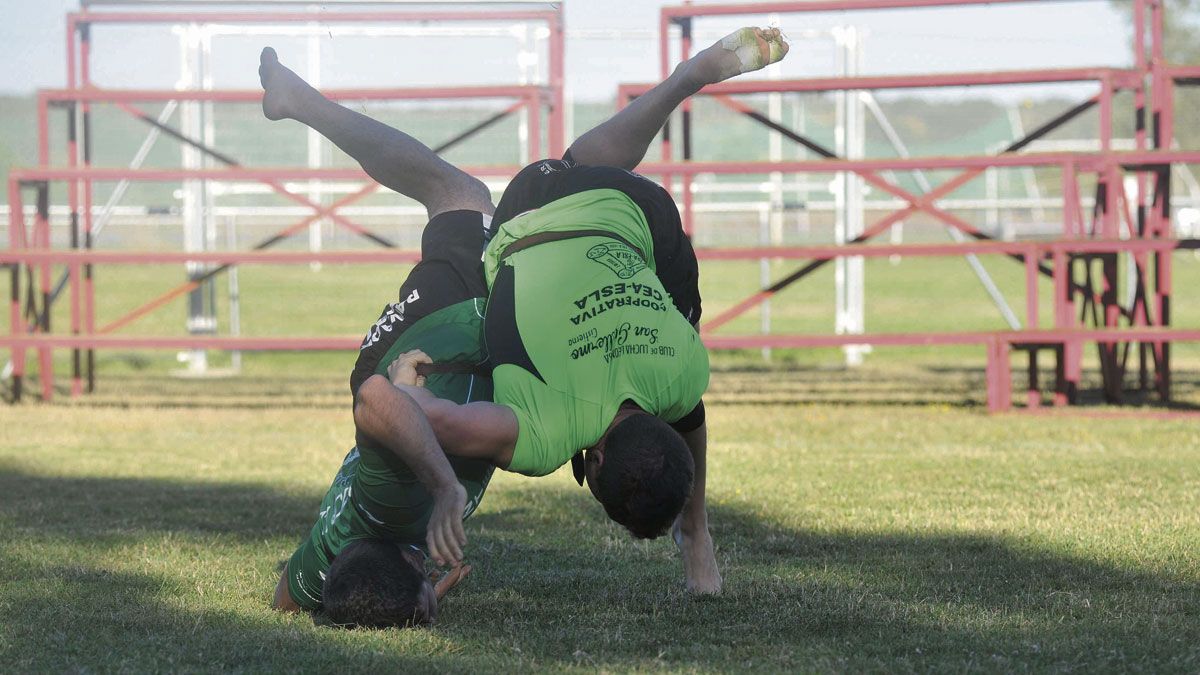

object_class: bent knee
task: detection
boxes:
[425,172,495,219]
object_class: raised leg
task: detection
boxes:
[567,27,789,170]
[259,47,494,218]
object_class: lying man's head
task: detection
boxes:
[322,539,437,628]
[584,404,695,539]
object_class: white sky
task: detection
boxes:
[0,0,1134,101]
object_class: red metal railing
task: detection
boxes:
[6,2,566,401]
[5,165,523,401]
[8,0,1200,413]
[624,0,1199,411]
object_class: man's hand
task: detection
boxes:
[271,563,303,612]
[387,349,431,388]
[354,376,470,564]
[675,420,722,594]
[673,515,723,594]
[426,481,468,567]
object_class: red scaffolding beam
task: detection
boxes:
[637,0,1199,410]
[6,2,565,401]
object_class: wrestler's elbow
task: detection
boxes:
[419,397,459,443]
[355,372,412,437]
[352,374,396,431]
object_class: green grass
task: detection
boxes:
[2,258,1200,672]
[1,384,1199,672]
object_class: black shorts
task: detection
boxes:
[349,209,491,399]
[492,153,702,324]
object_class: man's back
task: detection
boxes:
[482,189,709,477]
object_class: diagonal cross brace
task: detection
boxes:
[113,99,397,248]
[98,183,380,334]
[33,96,522,334]
[703,94,1100,332]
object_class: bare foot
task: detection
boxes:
[682,27,789,89]
[259,46,318,121]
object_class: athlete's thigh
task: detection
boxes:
[350,210,490,398]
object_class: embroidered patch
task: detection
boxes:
[586,242,645,279]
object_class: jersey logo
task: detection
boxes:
[587,242,646,279]
[537,158,575,175]
[360,289,421,350]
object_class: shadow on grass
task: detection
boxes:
[458,491,1200,671]
[2,466,1197,671]
[0,461,320,542]
[0,553,484,672]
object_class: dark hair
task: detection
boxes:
[595,413,695,539]
[321,539,432,629]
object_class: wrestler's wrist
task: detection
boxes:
[431,477,465,497]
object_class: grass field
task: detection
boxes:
[2,256,1200,672]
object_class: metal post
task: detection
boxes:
[767,12,785,251]
[306,14,325,271]
[759,205,772,361]
[1150,0,1173,399]
[834,26,867,366]
[66,20,85,396]
[1133,0,1151,392]
[36,183,53,400]
[658,13,675,207]
[225,215,242,372]
[179,23,215,374]
[547,4,565,157]
[80,21,96,393]
[679,17,695,236]
[7,181,26,401]
[516,22,533,165]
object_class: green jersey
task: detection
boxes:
[483,188,710,477]
[287,298,493,611]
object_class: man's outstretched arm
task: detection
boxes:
[392,382,518,470]
[675,421,722,594]
[354,375,468,566]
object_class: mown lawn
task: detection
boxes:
[1,256,1199,672]
[1,381,1198,672]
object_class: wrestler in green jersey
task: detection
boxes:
[481,188,710,476]
[286,299,493,611]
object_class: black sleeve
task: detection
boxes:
[670,399,706,435]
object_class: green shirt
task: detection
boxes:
[287,298,493,611]
[483,189,710,477]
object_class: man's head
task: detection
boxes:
[322,539,437,628]
[584,405,695,539]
